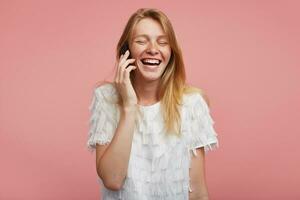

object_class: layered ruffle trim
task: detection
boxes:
[181,93,219,156]
[119,149,190,198]
[87,84,219,155]
[95,102,191,198]
[99,139,191,198]
[118,109,191,197]
[86,84,120,153]
[87,85,220,198]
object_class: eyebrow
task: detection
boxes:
[133,34,167,39]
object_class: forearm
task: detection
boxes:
[189,183,210,200]
[98,106,138,188]
[189,192,209,200]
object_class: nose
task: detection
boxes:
[146,42,159,55]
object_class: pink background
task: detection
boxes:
[1,1,299,199]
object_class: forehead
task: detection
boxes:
[132,18,166,38]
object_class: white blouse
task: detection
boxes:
[87,83,219,200]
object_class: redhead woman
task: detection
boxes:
[87,8,219,200]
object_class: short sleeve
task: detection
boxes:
[187,94,219,155]
[86,87,118,153]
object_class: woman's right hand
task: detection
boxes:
[114,50,138,109]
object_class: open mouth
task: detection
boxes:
[140,58,162,66]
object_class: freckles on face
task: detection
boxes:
[130,18,171,63]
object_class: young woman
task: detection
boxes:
[87,8,219,200]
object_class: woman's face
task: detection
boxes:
[130,18,171,82]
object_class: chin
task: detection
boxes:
[138,68,162,81]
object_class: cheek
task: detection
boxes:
[130,44,144,54]
[162,49,171,62]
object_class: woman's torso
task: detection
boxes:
[96,83,206,200]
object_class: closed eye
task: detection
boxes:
[159,42,168,45]
[136,41,146,44]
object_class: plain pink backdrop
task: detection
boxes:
[1,1,299,199]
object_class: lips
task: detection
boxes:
[140,58,162,66]
[138,60,160,72]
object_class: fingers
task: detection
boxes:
[123,65,137,81]
[119,58,136,83]
[115,50,136,84]
[115,51,126,83]
[113,59,120,81]
[115,53,124,82]
[119,50,129,67]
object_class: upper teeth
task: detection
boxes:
[142,59,160,64]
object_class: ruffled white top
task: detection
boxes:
[87,83,219,200]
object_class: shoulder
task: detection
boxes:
[182,85,210,108]
[90,81,120,121]
[93,81,118,104]
[94,81,117,96]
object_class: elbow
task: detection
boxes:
[96,164,125,191]
[102,178,124,191]
[97,170,124,191]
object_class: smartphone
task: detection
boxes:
[120,43,132,59]
[119,43,136,75]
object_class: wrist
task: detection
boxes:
[122,104,138,113]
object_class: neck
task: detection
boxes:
[133,77,160,105]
